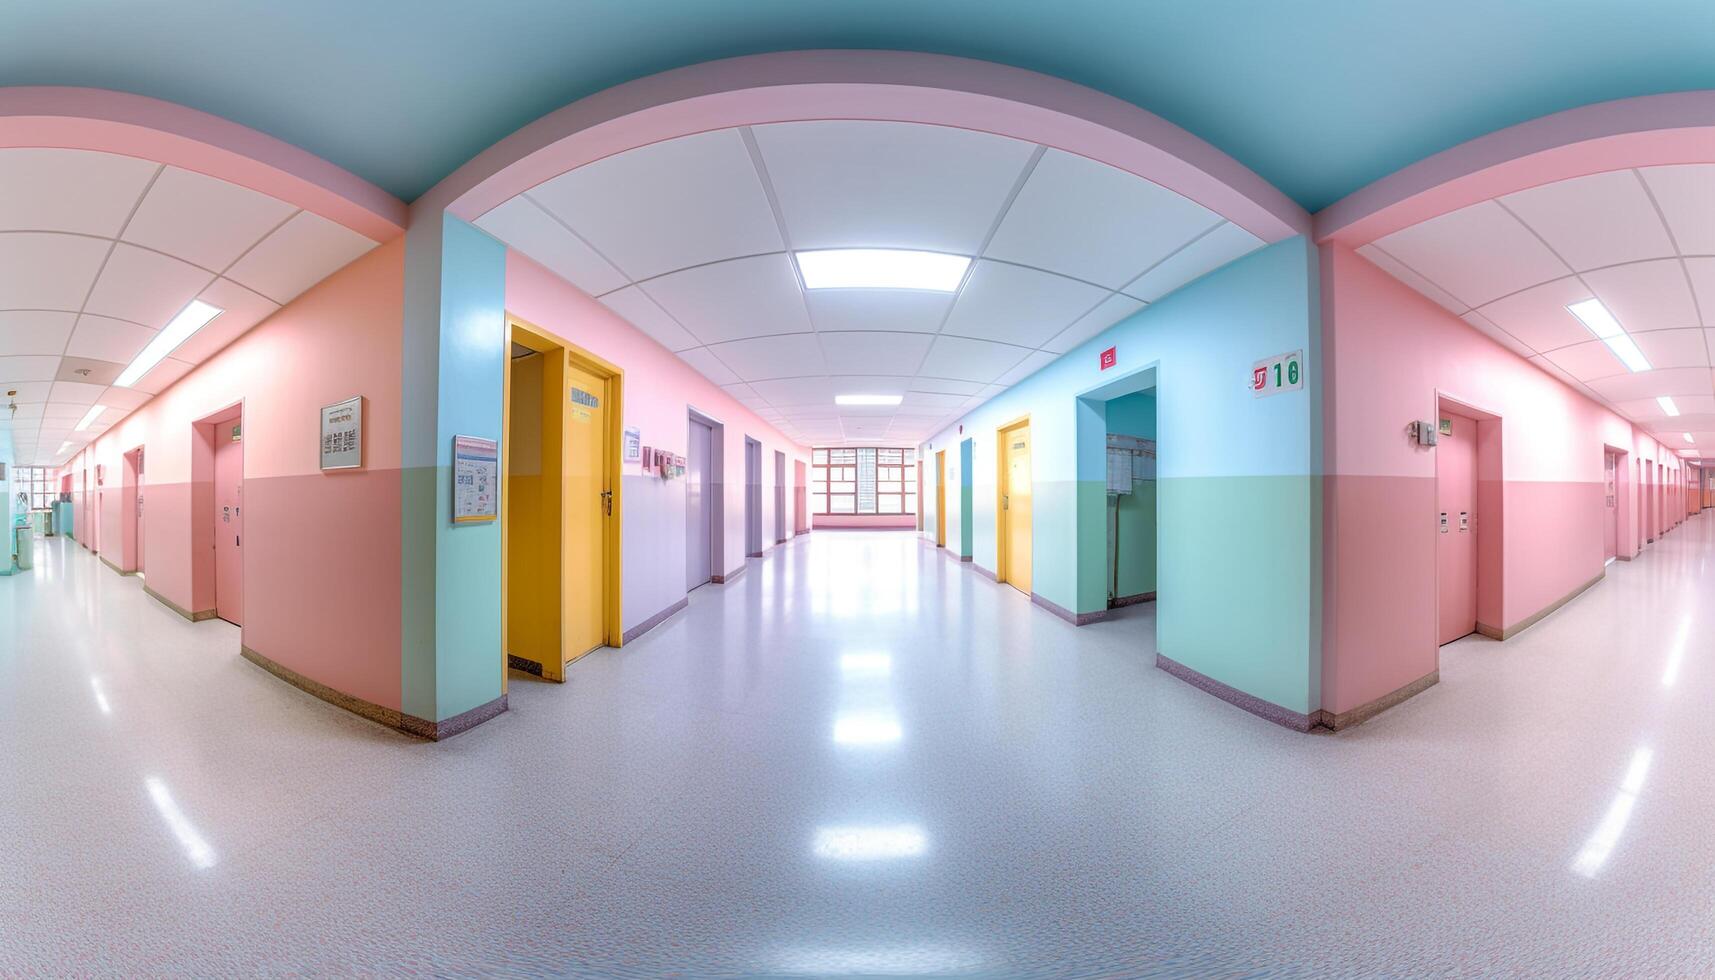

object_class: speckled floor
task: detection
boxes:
[4,519,1712,977]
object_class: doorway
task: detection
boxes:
[1603,449,1619,564]
[744,437,762,558]
[934,450,947,547]
[793,459,807,534]
[959,438,974,560]
[996,418,1032,595]
[193,405,244,626]
[502,317,623,680]
[774,450,786,544]
[122,446,144,575]
[686,412,718,590]
[1435,409,1478,644]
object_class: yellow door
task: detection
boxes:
[935,451,946,547]
[1002,423,1032,595]
[564,360,608,660]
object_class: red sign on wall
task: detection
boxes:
[1099,346,1117,371]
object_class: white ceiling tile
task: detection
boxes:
[747,377,829,407]
[704,333,827,381]
[598,286,697,351]
[1499,170,1674,272]
[0,232,111,311]
[48,381,106,405]
[1357,243,1469,316]
[42,403,89,419]
[995,350,1058,386]
[1459,311,1537,360]
[1582,259,1699,332]
[641,254,810,345]
[478,196,627,296]
[1474,276,1596,352]
[1586,367,1715,402]
[0,149,157,237]
[907,377,984,396]
[1682,258,1715,326]
[1639,164,1715,255]
[0,382,52,403]
[803,289,953,334]
[898,391,970,414]
[1043,294,1145,354]
[1615,398,1669,420]
[0,356,62,383]
[0,311,77,356]
[225,210,377,305]
[99,386,152,411]
[1373,200,1569,307]
[1630,328,1711,370]
[83,243,211,327]
[1665,395,1715,415]
[126,356,194,395]
[675,347,741,386]
[753,120,1036,254]
[1122,222,1265,302]
[918,336,1030,384]
[942,261,1108,348]
[529,129,781,281]
[985,149,1221,289]
[171,278,280,364]
[122,166,296,272]
[65,315,154,364]
[816,331,933,376]
[1543,340,1627,382]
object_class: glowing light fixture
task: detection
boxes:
[116,300,222,388]
[812,824,928,861]
[796,249,969,291]
[1685,433,1696,444]
[1658,396,1681,417]
[74,405,104,432]
[145,777,217,869]
[1567,299,1651,373]
[835,394,904,407]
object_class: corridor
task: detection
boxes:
[5,522,1712,976]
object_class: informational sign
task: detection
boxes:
[1100,346,1117,371]
[230,422,243,442]
[1439,418,1453,436]
[623,426,641,464]
[570,386,599,425]
[1251,349,1304,397]
[452,435,499,524]
[319,396,363,471]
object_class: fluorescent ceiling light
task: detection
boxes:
[1658,396,1681,417]
[1686,433,1696,443]
[835,394,903,406]
[115,300,222,388]
[1567,298,1651,373]
[796,249,970,291]
[73,405,104,432]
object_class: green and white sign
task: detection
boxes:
[1251,349,1304,397]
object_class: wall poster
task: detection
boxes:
[452,435,499,524]
[319,395,363,470]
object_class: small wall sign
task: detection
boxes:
[1100,346,1118,371]
[1438,418,1453,436]
[452,435,499,524]
[1251,350,1304,397]
[623,426,641,464]
[319,395,363,470]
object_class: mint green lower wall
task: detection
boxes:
[1113,482,1156,597]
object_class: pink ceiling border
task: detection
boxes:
[0,87,407,241]
[420,50,1310,242]
[1316,91,1715,246]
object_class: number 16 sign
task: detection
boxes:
[1252,349,1304,397]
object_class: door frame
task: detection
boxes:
[774,449,787,544]
[688,406,727,581]
[190,399,244,622]
[503,315,625,677]
[995,414,1031,587]
[744,436,763,558]
[934,449,946,547]
[1433,391,1504,646]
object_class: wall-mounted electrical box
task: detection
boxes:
[1105,434,1156,494]
[1409,420,1438,446]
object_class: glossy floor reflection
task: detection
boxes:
[5,522,1714,976]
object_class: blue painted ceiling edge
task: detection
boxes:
[6,1,1715,208]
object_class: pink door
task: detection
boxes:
[1603,451,1618,562]
[1436,412,1478,645]
[214,429,244,626]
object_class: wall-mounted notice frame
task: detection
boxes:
[452,435,499,524]
[1250,349,1304,397]
[319,395,363,470]
[623,426,641,464]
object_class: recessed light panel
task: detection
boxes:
[115,300,223,388]
[1567,298,1651,373]
[1658,396,1681,417]
[835,394,903,406]
[797,249,970,291]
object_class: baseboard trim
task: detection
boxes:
[506,654,543,676]
[144,584,216,622]
[973,563,998,582]
[1314,670,1439,731]
[1109,591,1156,609]
[795,528,810,536]
[1031,591,1106,626]
[99,555,137,576]
[1156,652,1315,732]
[622,597,689,644]
[243,645,507,740]
[1478,571,1604,641]
[746,550,763,559]
[712,564,748,585]
[959,554,972,562]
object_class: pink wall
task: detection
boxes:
[1323,244,1680,716]
[65,239,405,709]
[501,251,811,629]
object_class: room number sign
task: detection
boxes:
[1251,349,1304,397]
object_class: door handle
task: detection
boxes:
[1002,494,1009,511]
[600,489,613,516]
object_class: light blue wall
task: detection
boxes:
[401,213,508,723]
